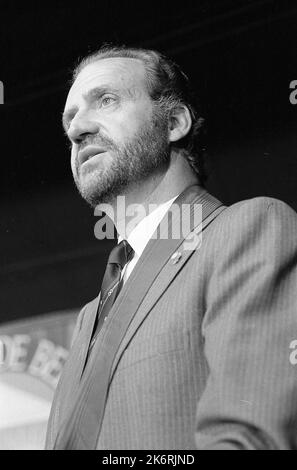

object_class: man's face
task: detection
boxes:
[63,57,170,207]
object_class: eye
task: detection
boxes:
[100,95,116,107]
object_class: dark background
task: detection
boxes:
[1,0,296,323]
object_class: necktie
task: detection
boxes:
[89,239,134,351]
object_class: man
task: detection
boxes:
[46,45,297,450]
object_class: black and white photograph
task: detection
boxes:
[1,0,297,452]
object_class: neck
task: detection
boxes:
[103,151,202,239]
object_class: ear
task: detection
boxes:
[168,105,192,143]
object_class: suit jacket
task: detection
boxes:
[45,185,297,450]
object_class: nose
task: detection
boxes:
[67,112,100,145]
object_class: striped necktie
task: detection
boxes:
[89,239,134,350]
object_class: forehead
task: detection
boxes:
[66,57,148,107]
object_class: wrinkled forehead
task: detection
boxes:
[65,57,149,107]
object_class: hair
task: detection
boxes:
[72,45,207,184]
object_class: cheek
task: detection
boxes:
[112,116,148,142]
[108,104,152,141]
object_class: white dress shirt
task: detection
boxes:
[118,195,179,284]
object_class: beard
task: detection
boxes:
[71,108,171,207]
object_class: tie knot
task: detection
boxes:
[108,239,134,270]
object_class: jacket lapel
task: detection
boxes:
[78,185,223,381]
[53,185,225,449]
[86,185,224,370]
[110,198,226,379]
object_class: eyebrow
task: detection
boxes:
[62,85,121,133]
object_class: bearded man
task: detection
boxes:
[45,45,297,450]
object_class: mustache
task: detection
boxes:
[74,133,118,176]
[78,134,116,153]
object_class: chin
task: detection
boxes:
[79,178,116,207]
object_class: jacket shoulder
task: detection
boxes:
[216,196,297,227]
[201,196,297,262]
[227,196,295,215]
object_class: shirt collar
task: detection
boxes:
[118,195,179,258]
